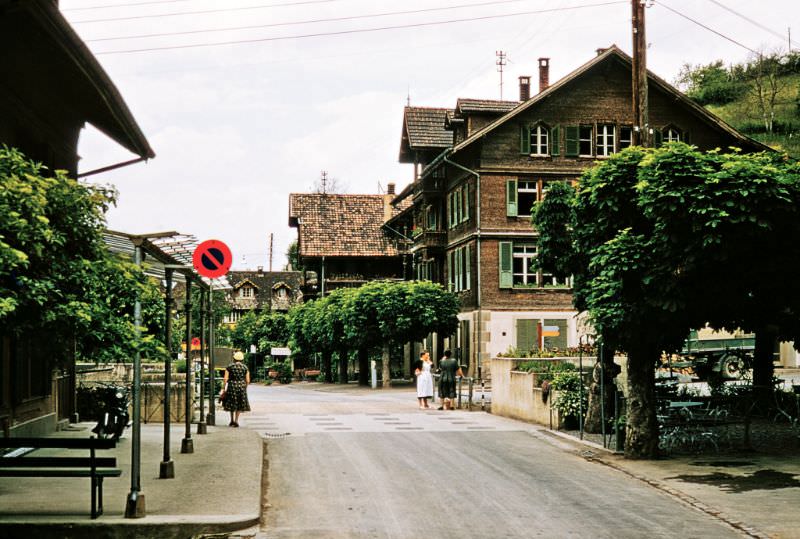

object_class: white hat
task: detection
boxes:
[233,351,244,361]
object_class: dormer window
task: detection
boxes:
[240,286,253,298]
[664,126,682,142]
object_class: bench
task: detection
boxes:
[0,436,121,519]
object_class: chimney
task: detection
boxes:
[518,76,531,101]
[257,266,263,273]
[596,47,608,56]
[538,58,550,93]
[387,182,396,195]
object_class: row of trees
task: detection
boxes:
[533,142,800,458]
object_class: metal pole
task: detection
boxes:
[181,278,194,454]
[125,243,146,517]
[207,283,216,426]
[159,268,175,479]
[600,341,607,447]
[197,287,207,435]
[579,336,584,440]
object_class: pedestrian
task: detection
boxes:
[437,350,463,410]
[221,350,250,426]
[415,350,433,409]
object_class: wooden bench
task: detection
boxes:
[0,436,121,519]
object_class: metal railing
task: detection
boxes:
[431,375,490,410]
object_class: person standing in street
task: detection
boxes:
[438,350,463,410]
[415,350,434,409]
[221,350,251,426]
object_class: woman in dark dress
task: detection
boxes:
[221,350,250,427]
[438,350,463,410]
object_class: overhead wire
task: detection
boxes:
[705,0,790,45]
[85,0,565,42]
[71,0,342,23]
[92,1,628,55]
[656,1,761,56]
[63,0,196,11]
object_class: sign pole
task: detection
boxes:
[125,242,146,517]
[207,279,217,426]
[181,278,194,454]
[159,268,175,478]
[197,286,207,435]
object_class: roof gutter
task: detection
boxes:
[77,156,149,178]
[443,153,483,377]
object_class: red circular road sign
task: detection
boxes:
[193,239,232,279]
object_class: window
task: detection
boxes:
[275,287,288,299]
[664,126,681,142]
[517,180,538,217]
[512,243,538,286]
[240,286,253,298]
[619,126,633,150]
[531,125,549,155]
[447,245,471,292]
[596,124,615,157]
[520,123,558,156]
[579,125,593,156]
[540,271,571,288]
[448,184,470,228]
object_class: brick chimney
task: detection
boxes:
[519,76,531,101]
[387,182,395,195]
[383,183,396,222]
[596,47,608,56]
[538,58,550,93]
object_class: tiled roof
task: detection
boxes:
[456,98,519,114]
[226,270,303,310]
[403,107,453,149]
[289,194,410,257]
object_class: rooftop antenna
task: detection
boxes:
[496,50,507,100]
[407,85,411,106]
[320,170,328,194]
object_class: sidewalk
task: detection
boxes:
[0,419,262,539]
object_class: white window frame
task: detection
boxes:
[579,125,593,157]
[531,124,549,156]
[517,180,539,217]
[512,243,538,287]
[596,124,615,157]
[665,127,681,142]
[241,286,253,298]
[619,126,633,150]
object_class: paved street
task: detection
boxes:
[240,383,745,539]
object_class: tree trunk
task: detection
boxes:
[358,348,369,386]
[322,350,333,384]
[381,343,391,388]
[338,348,348,384]
[753,325,778,411]
[624,342,660,459]
[584,345,620,434]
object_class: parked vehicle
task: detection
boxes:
[90,383,131,440]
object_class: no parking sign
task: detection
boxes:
[192,239,232,279]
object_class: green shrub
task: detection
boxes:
[551,371,587,420]
[517,360,576,387]
[175,360,187,374]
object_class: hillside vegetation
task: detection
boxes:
[676,51,800,157]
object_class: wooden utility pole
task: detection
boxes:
[269,232,273,271]
[631,0,650,146]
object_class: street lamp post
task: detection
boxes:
[159,268,175,479]
[181,278,194,454]
[125,242,146,518]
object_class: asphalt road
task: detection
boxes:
[241,383,744,539]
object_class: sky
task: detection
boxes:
[61,0,800,270]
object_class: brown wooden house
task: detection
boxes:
[223,270,304,326]
[0,0,154,436]
[288,187,411,298]
[389,46,768,376]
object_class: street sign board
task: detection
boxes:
[192,239,232,279]
[271,347,291,356]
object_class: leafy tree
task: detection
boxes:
[676,60,745,106]
[285,240,301,271]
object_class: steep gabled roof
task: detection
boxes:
[399,106,452,162]
[289,193,410,258]
[452,45,770,155]
[455,98,519,114]
[1,0,154,159]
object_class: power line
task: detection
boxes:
[94,1,627,55]
[71,0,342,23]
[63,0,196,11]
[657,1,760,56]
[85,0,552,43]
[705,0,794,49]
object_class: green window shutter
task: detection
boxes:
[516,319,537,354]
[465,244,471,290]
[520,125,531,154]
[447,251,453,291]
[506,179,518,217]
[543,319,568,350]
[565,126,579,157]
[550,125,560,157]
[684,130,692,144]
[455,247,462,291]
[499,241,513,288]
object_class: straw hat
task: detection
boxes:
[233,351,244,361]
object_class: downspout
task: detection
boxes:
[443,154,482,378]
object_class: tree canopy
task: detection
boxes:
[533,142,800,457]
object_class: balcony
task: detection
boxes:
[411,229,447,252]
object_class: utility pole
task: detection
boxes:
[631,0,650,147]
[496,50,507,100]
[269,233,273,272]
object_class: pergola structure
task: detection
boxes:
[103,230,231,517]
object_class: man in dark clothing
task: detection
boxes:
[437,350,463,410]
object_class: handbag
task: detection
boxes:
[219,383,228,403]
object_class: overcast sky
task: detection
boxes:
[62,0,799,270]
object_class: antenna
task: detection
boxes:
[320,170,328,194]
[496,50,507,100]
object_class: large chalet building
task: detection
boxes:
[223,269,303,325]
[390,46,768,377]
